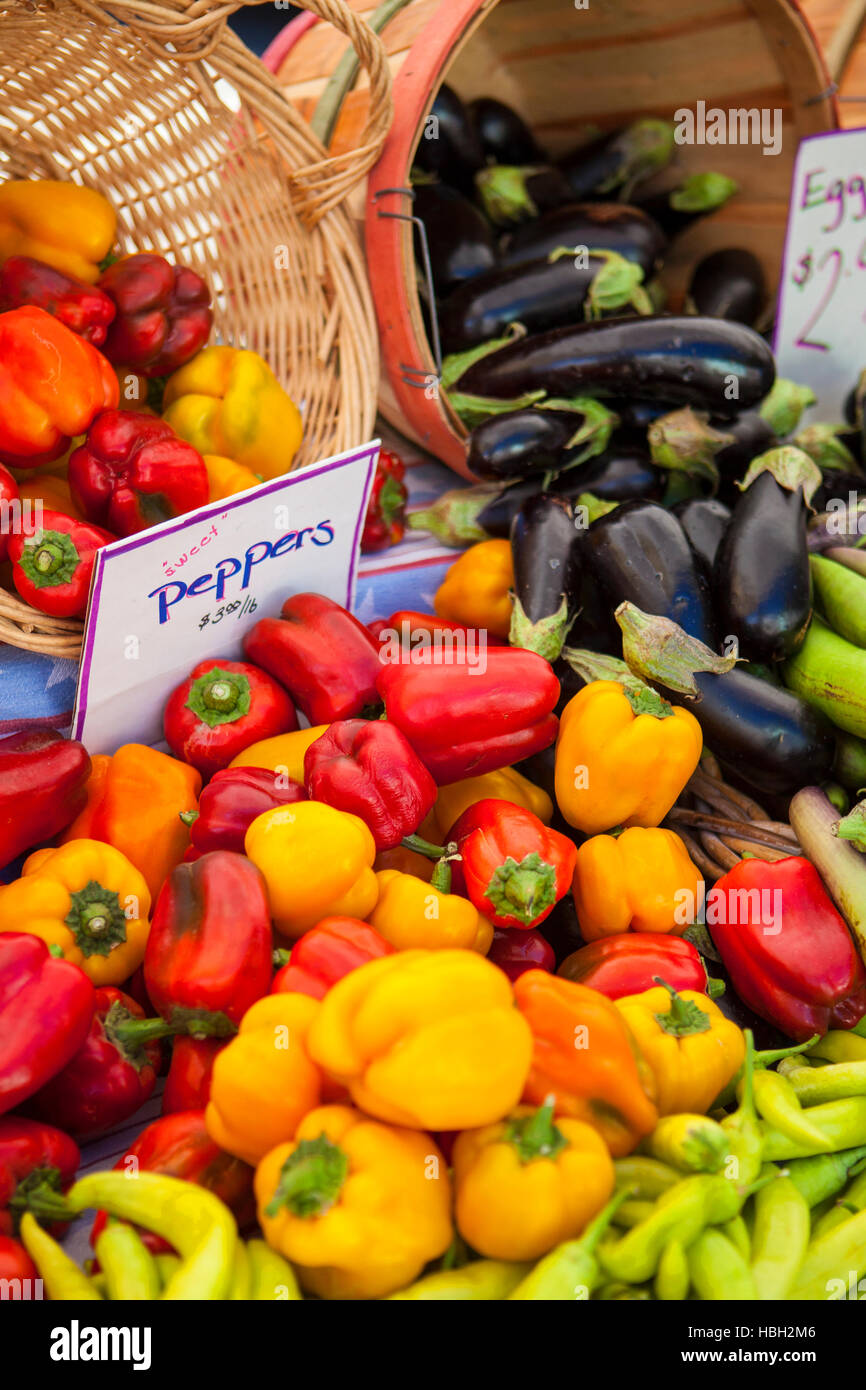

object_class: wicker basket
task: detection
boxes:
[0,0,393,658]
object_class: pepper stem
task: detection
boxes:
[103,1002,183,1069]
[179,810,199,828]
[64,880,128,959]
[402,833,451,860]
[265,1134,349,1219]
[652,976,711,1037]
[506,1095,568,1163]
[9,1168,74,1226]
[429,857,453,894]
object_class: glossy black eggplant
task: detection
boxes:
[412,84,485,195]
[509,494,583,660]
[634,172,738,239]
[412,183,496,295]
[475,165,572,226]
[712,410,776,475]
[583,499,718,646]
[672,497,731,577]
[453,316,776,418]
[714,470,812,661]
[813,472,866,513]
[499,202,665,273]
[688,248,765,325]
[556,119,675,200]
[468,97,544,166]
[438,249,648,352]
[556,445,662,502]
[467,408,585,482]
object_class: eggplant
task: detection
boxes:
[412,84,485,195]
[582,499,718,647]
[714,468,812,662]
[672,498,731,577]
[475,165,572,227]
[468,97,544,166]
[453,316,776,418]
[499,202,665,273]
[438,249,650,353]
[555,445,662,502]
[688,248,765,325]
[712,409,776,475]
[635,172,738,240]
[812,472,866,514]
[412,184,496,295]
[510,494,583,660]
[467,408,589,482]
[557,118,675,200]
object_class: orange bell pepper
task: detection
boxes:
[571,827,704,940]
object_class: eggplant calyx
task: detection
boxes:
[407,485,500,546]
[441,323,527,391]
[739,446,823,505]
[583,250,652,321]
[668,171,738,214]
[794,423,861,476]
[575,492,619,525]
[561,397,619,463]
[758,378,816,437]
[598,118,676,200]
[833,797,866,851]
[560,647,650,698]
[446,387,546,428]
[615,602,738,697]
[509,592,573,664]
[474,164,540,226]
[648,406,734,489]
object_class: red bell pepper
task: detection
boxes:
[144,851,272,1030]
[163,659,298,778]
[89,1110,255,1255]
[0,462,19,562]
[0,1235,38,1288]
[377,610,506,651]
[303,719,437,850]
[7,508,114,618]
[0,255,116,346]
[557,934,713,1001]
[439,797,576,930]
[24,986,180,1138]
[68,409,209,537]
[243,593,382,725]
[487,927,555,981]
[0,1117,80,1237]
[271,916,393,1000]
[361,448,408,553]
[0,934,94,1116]
[161,1036,224,1115]
[0,730,90,870]
[99,252,212,376]
[708,856,866,1041]
[183,766,307,856]
[377,645,559,783]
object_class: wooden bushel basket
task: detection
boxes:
[0,0,392,657]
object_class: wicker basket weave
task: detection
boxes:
[0,0,392,659]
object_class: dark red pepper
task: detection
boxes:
[0,730,90,870]
[0,462,20,562]
[0,934,94,1116]
[183,766,307,855]
[7,507,114,618]
[144,851,272,1030]
[708,855,866,1041]
[378,645,559,783]
[271,916,393,1000]
[98,252,212,376]
[243,593,383,724]
[303,719,436,850]
[163,659,298,778]
[89,1110,255,1255]
[557,934,713,1001]
[0,255,116,346]
[68,409,209,537]
[487,927,555,981]
[378,610,507,650]
[162,1036,224,1115]
[437,797,576,930]
[361,448,408,552]
[25,986,178,1138]
[0,1117,80,1237]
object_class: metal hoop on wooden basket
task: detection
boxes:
[0,0,393,659]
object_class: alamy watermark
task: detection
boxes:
[674,101,782,157]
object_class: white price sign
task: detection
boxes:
[72,441,379,753]
[774,127,866,422]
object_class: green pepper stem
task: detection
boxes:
[506,1095,568,1164]
[179,810,199,827]
[429,858,453,894]
[652,976,711,1037]
[402,834,451,860]
[265,1134,349,1219]
[10,1171,74,1225]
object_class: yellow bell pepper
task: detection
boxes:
[554,679,703,835]
[229,726,328,786]
[452,1096,615,1261]
[245,801,378,940]
[434,539,513,638]
[203,453,261,501]
[0,839,150,985]
[368,868,492,953]
[205,993,324,1167]
[163,345,303,480]
[0,180,116,283]
[307,949,533,1130]
[254,1103,453,1299]
[431,766,553,840]
[15,475,84,521]
[615,984,745,1116]
[572,827,704,941]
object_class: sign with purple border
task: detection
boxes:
[72,440,379,754]
[774,127,866,422]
